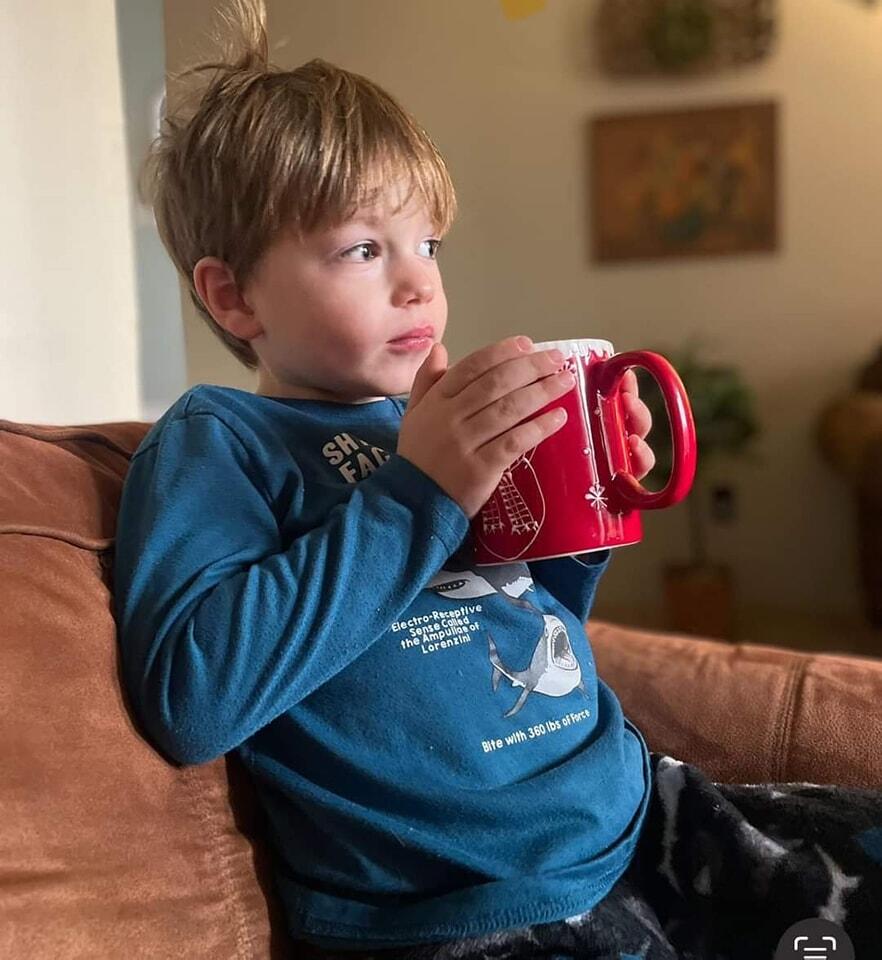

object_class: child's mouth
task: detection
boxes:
[389,337,432,351]
[388,326,434,352]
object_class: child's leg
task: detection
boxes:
[395,878,678,959]
[293,755,882,960]
[628,754,882,960]
[294,868,677,959]
[294,883,677,960]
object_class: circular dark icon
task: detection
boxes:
[774,918,854,960]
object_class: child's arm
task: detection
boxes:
[114,409,467,766]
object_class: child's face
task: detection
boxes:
[245,184,447,403]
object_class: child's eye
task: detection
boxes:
[341,242,378,262]
[341,237,442,263]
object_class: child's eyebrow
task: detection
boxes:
[316,212,439,243]
[344,210,435,231]
[318,215,380,235]
[343,213,391,230]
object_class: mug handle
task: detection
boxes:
[589,350,697,510]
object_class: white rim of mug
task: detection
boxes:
[532,338,614,357]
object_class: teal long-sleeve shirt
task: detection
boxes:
[113,384,650,948]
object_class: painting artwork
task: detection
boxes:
[591,101,777,262]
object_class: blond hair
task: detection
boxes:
[141,0,457,369]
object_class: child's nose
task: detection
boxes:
[391,268,435,306]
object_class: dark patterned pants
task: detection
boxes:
[296,755,882,959]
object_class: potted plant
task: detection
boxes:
[639,341,760,639]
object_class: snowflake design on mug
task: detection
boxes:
[584,482,608,511]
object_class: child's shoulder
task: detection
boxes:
[171,382,261,420]
[136,384,275,457]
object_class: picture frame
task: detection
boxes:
[591,101,778,262]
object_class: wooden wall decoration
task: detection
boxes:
[592,101,778,262]
[596,0,777,76]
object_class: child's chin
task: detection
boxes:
[343,377,407,401]
[377,381,413,399]
[356,358,423,398]
[376,371,418,398]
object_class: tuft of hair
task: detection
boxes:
[140,0,457,369]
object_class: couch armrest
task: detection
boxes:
[589,621,882,789]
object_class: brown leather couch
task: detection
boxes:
[3,417,882,960]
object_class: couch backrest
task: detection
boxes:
[0,420,287,960]
[591,622,882,789]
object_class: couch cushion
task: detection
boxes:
[590,621,882,789]
[0,421,287,960]
[0,420,149,545]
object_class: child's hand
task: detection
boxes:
[399,336,574,519]
[621,369,655,481]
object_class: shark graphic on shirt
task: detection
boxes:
[487,618,585,717]
[426,555,587,717]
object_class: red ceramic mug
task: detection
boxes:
[471,338,697,565]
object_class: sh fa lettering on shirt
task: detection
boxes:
[321,432,390,484]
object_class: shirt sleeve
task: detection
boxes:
[527,551,611,624]
[113,410,468,765]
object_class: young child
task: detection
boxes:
[114,3,882,957]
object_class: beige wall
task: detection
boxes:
[166,0,882,625]
[1,1,142,423]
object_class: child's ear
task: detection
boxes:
[192,256,264,341]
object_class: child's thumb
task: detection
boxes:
[407,342,448,408]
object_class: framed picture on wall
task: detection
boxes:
[591,101,778,262]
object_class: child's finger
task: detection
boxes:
[406,342,448,408]
[622,391,652,439]
[621,368,639,396]
[628,434,656,481]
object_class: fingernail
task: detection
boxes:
[517,336,533,351]
[549,349,565,363]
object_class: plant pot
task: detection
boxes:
[663,562,734,640]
